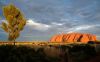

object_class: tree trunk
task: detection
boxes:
[13,39,16,46]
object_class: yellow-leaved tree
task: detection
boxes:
[1,4,26,42]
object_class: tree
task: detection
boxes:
[1,4,26,41]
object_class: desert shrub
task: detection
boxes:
[68,44,96,62]
[95,44,100,53]
[46,56,60,62]
[88,41,95,44]
[0,44,97,62]
[0,45,60,62]
[5,55,21,62]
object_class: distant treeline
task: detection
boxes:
[0,41,85,46]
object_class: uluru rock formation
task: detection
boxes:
[50,33,97,43]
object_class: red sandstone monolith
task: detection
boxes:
[50,33,96,43]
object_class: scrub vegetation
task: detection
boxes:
[0,44,97,62]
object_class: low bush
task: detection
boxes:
[0,44,96,62]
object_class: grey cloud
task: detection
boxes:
[26,19,51,31]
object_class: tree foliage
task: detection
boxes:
[1,4,26,41]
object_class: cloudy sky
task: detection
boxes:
[0,0,100,41]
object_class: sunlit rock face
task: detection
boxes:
[50,33,96,43]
